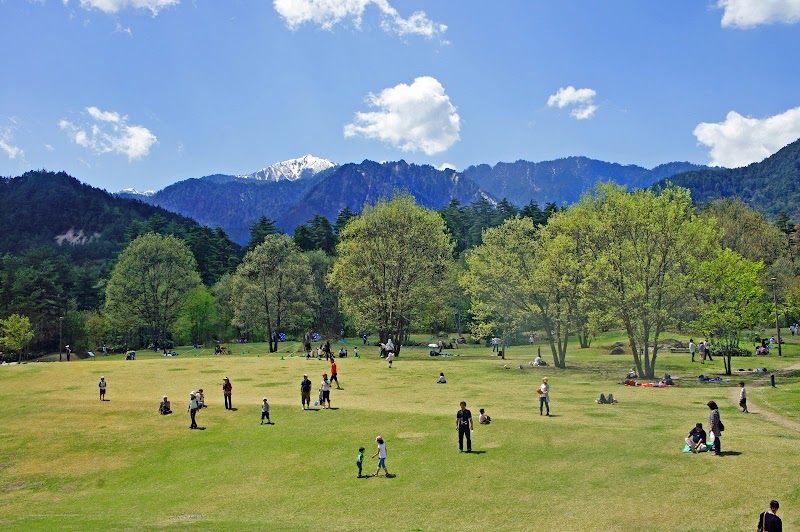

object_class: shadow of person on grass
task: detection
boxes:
[229,408,238,412]
[716,451,741,456]
[465,450,487,455]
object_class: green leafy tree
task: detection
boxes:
[580,183,718,378]
[105,233,202,348]
[693,249,765,375]
[329,195,454,352]
[174,286,217,345]
[231,234,314,352]
[0,313,35,362]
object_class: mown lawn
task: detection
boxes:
[0,332,797,531]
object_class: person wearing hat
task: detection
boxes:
[260,397,272,425]
[300,374,312,410]
[538,377,550,416]
[222,377,233,410]
[188,392,199,429]
[320,373,332,409]
[98,376,107,401]
[371,436,391,477]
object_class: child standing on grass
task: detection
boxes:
[261,397,272,424]
[739,382,749,413]
[356,447,365,478]
[371,436,391,477]
[98,376,106,401]
[197,388,205,408]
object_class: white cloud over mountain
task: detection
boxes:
[59,106,158,161]
[274,0,447,38]
[693,106,800,167]
[717,0,800,28]
[0,123,24,160]
[344,76,460,155]
[74,0,179,15]
[547,86,598,120]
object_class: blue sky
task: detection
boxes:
[1,0,800,192]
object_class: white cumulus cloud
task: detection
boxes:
[78,0,179,15]
[547,86,598,120]
[0,122,24,160]
[274,0,447,39]
[717,0,800,28]
[59,106,157,160]
[344,76,460,156]
[693,106,800,167]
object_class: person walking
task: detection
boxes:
[456,401,473,452]
[330,360,341,389]
[688,338,696,362]
[98,376,107,401]
[320,373,332,408]
[704,338,713,361]
[222,376,233,410]
[699,341,706,364]
[301,373,312,410]
[261,397,272,425]
[758,500,782,532]
[739,381,749,413]
[188,392,199,429]
[371,436,391,477]
[538,377,550,416]
[707,400,723,455]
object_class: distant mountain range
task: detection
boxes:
[653,137,800,222]
[119,154,707,244]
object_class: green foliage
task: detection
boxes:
[231,234,315,351]
[693,249,765,374]
[246,216,281,253]
[329,195,454,349]
[293,215,336,254]
[174,286,217,345]
[105,233,203,348]
[0,313,34,361]
[578,183,719,378]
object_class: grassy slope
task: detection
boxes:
[0,333,797,531]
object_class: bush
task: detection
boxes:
[709,346,751,357]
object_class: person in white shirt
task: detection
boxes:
[479,408,491,424]
[261,397,272,424]
[320,374,332,409]
[437,372,446,384]
[188,392,200,429]
[385,338,395,353]
[688,339,696,362]
[371,436,390,477]
[739,381,749,413]
[538,378,550,416]
[387,351,396,368]
[98,376,107,401]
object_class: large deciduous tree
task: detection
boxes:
[580,184,718,378]
[231,234,314,352]
[693,249,765,375]
[105,233,202,348]
[329,195,453,353]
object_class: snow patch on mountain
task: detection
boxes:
[119,188,156,197]
[238,154,336,182]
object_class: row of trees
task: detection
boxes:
[3,184,798,380]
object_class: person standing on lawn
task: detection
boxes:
[188,392,199,429]
[330,359,341,389]
[222,376,233,410]
[98,376,107,401]
[538,377,550,416]
[371,436,391,477]
[301,373,312,410]
[707,400,722,455]
[456,401,473,452]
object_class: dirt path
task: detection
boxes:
[727,362,800,433]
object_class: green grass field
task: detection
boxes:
[1,333,798,531]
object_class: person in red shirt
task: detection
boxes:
[330,360,341,389]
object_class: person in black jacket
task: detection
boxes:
[758,500,782,532]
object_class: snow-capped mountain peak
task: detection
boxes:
[119,188,156,197]
[238,155,336,182]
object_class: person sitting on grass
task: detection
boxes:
[159,396,172,415]
[479,408,491,424]
[685,422,707,453]
[437,372,446,384]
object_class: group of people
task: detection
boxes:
[684,401,724,455]
[688,338,713,363]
